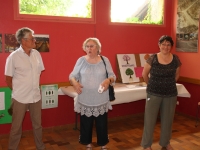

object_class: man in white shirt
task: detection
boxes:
[5,27,45,150]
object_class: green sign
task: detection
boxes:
[0,87,12,124]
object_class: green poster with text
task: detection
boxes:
[0,87,12,124]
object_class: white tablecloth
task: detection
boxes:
[58,83,191,106]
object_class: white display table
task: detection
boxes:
[58,83,191,105]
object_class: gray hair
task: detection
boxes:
[82,37,101,54]
[15,27,34,44]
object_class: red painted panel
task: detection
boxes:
[3,0,198,136]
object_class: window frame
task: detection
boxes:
[14,0,96,24]
[109,0,166,27]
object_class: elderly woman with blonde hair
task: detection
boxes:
[69,37,116,150]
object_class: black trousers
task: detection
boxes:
[79,113,109,146]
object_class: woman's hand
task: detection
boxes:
[73,82,83,94]
[101,78,110,91]
[70,78,83,94]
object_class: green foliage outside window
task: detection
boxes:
[19,0,91,18]
[111,0,164,25]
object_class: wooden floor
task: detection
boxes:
[1,113,200,150]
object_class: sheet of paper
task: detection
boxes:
[0,92,5,110]
[134,67,144,77]
[139,54,153,67]
[41,84,58,109]
[117,54,140,83]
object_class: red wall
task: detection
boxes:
[0,0,173,87]
[1,0,198,135]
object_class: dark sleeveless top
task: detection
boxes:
[146,54,182,97]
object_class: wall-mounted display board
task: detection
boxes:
[0,34,2,53]
[116,54,152,83]
[0,87,12,124]
[176,0,200,52]
[34,34,50,52]
[5,34,20,53]
[41,84,58,109]
[3,33,49,53]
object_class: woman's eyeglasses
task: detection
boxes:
[161,44,171,47]
[85,45,96,49]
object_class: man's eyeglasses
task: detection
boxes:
[23,37,36,41]
[85,45,96,49]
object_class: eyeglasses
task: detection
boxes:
[85,45,96,49]
[23,37,36,41]
[161,44,171,47]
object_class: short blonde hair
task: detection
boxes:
[82,37,101,54]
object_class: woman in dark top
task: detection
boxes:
[141,35,182,150]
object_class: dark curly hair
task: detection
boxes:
[158,35,174,46]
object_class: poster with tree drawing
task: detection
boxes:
[117,54,139,83]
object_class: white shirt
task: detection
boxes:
[5,46,45,103]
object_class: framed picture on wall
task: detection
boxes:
[176,0,200,52]
[0,34,2,53]
[4,34,50,53]
[5,34,20,53]
[34,34,49,52]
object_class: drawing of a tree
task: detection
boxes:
[123,54,131,64]
[125,68,134,79]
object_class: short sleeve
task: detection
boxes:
[69,57,84,81]
[38,53,45,71]
[174,54,182,67]
[146,54,156,66]
[34,50,45,71]
[5,55,14,77]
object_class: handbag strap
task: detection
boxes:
[100,55,108,78]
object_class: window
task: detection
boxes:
[14,0,95,23]
[110,0,165,25]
